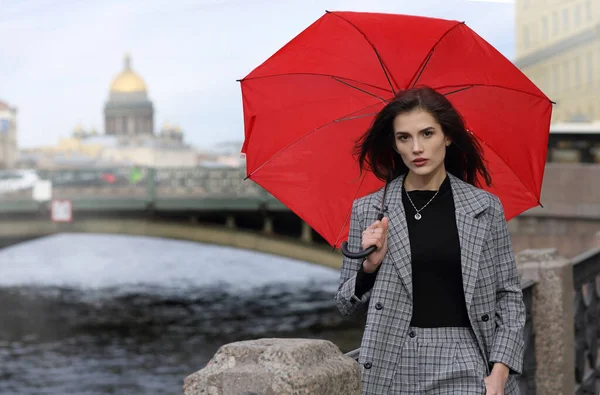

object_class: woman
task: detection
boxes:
[335,86,526,395]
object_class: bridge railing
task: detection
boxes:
[153,167,263,198]
[38,167,151,197]
[0,167,266,199]
[0,167,279,212]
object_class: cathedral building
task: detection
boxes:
[22,53,214,169]
[104,53,154,137]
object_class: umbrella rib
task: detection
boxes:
[438,83,549,203]
[245,102,385,179]
[331,77,390,103]
[476,134,541,206]
[437,83,552,102]
[442,85,474,96]
[409,21,465,88]
[239,72,393,94]
[411,51,434,89]
[335,112,379,122]
[326,11,397,95]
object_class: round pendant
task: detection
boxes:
[414,213,422,220]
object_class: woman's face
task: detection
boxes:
[393,109,451,178]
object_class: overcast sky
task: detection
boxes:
[1,0,515,150]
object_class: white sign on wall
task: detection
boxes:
[33,180,52,202]
[51,200,73,222]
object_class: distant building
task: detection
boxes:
[547,121,600,163]
[18,128,116,169]
[104,53,154,136]
[0,100,18,169]
[99,131,197,168]
[515,0,599,122]
[158,122,185,147]
[22,53,231,170]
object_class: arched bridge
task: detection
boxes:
[0,167,342,268]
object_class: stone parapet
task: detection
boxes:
[517,248,575,395]
[184,338,360,395]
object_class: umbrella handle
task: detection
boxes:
[340,242,377,259]
[340,179,390,260]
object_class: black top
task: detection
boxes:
[354,175,471,328]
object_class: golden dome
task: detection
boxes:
[110,53,147,93]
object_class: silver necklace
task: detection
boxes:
[404,187,440,220]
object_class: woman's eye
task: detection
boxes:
[397,135,409,141]
[423,130,433,137]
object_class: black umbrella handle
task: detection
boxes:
[340,179,390,260]
[340,242,377,259]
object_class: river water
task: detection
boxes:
[0,234,365,394]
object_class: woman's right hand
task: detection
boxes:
[361,217,389,273]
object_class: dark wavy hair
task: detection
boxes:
[355,86,492,188]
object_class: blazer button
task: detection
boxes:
[375,302,383,310]
[481,314,490,322]
[364,362,372,369]
[409,331,416,338]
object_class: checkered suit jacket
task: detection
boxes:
[335,173,526,395]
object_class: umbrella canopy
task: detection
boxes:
[239,11,553,248]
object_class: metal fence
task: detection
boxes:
[154,167,262,198]
[519,281,537,395]
[572,247,600,395]
[0,166,266,201]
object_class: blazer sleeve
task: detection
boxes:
[335,199,372,316]
[488,195,527,375]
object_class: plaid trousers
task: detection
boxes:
[389,326,486,394]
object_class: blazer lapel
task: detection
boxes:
[379,173,491,307]
[448,174,491,312]
[380,175,413,300]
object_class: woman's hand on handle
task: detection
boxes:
[361,217,389,273]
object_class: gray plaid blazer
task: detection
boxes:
[335,173,525,395]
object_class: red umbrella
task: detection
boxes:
[238,11,552,251]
